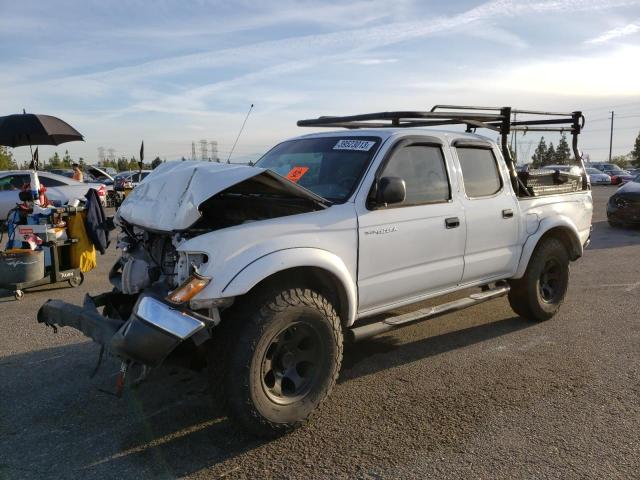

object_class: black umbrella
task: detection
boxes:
[0,112,83,148]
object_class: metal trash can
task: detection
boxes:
[0,249,45,285]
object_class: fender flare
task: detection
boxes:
[513,215,582,279]
[222,248,358,326]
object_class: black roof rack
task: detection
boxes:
[297,105,588,196]
[298,105,584,135]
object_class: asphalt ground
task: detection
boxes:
[1,186,638,479]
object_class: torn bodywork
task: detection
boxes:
[38,290,212,371]
[35,162,326,388]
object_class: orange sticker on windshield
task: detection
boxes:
[286,166,309,183]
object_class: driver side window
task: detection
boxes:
[380,145,450,206]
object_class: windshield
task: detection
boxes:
[255,136,381,202]
[586,168,602,175]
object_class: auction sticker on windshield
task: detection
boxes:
[333,139,376,151]
[286,166,309,183]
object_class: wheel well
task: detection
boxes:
[243,267,350,326]
[538,227,581,260]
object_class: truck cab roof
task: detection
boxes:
[293,128,494,146]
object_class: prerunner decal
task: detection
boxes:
[333,139,376,151]
[286,166,309,183]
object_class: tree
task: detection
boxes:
[554,133,571,164]
[531,137,547,168]
[611,155,631,169]
[151,156,163,169]
[116,156,129,172]
[0,146,18,170]
[48,152,62,169]
[631,130,640,167]
[128,156,140,171]
[99,158,118,171]
[62,149,72,168]
[543,142,556,165]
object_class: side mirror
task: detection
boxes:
[376,176,406,206]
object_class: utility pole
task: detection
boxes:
[608,111,614,162]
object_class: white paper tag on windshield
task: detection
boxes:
[333,139,375,151]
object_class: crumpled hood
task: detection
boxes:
[116,161,326,232]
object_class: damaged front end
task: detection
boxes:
[37,287,214,393]
[36,161,327,393]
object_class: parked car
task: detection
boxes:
[50,166,113,184]
[585,167,612,185]
[86,165,115,186]
[0,170,106,220]
[607,174,640,227]
[590,162,619,174]
[607,168,635,185]
[113,170,153,205]
[39,106,593,437]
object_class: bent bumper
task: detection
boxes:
[37,293,209,366]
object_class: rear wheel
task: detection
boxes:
[508,238,569,322]
[208,287,343,437]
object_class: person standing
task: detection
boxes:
[72,163,83,182]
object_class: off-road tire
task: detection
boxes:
[208,287,343,437]
[508,238,570,322]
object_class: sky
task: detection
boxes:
[1,0,639,166]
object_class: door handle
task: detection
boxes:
[445,217,460,229]
[502,209,514,219]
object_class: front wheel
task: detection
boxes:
[508,238,570,322]
[213,288,343,437]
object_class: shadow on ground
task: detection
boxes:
[0,312,532,479]
[588,220,640,250]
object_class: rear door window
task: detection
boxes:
[456,147,502,198]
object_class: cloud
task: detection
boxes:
[409,44,640,97]
[21,0,637,109]
[343,58,399,65]
[586,22,640,43]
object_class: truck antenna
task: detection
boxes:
[227,104,254,164]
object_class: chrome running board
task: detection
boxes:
[348,284,510,342]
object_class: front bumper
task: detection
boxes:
[607,202,640,225]
[37,292,210,366]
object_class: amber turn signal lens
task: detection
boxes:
[166,274,210,304]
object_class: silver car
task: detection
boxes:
[585,167,612,185]
[0,170,106,220]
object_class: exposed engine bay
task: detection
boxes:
[110,225,182,295]
[36,161,329,393]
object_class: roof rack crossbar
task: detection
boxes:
[431,104,575,116]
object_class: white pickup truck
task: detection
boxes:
[39,106,593,437]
